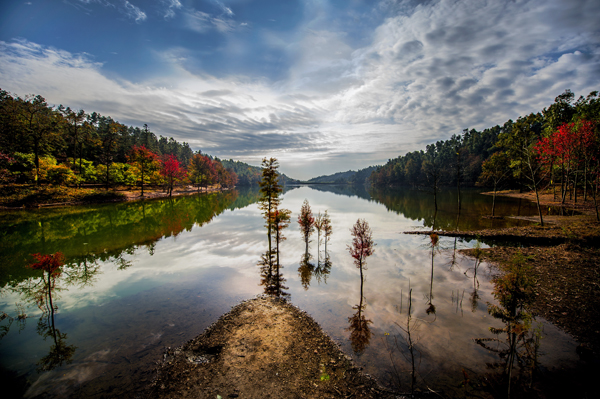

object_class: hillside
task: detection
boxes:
[305,166,377,185]
[219,159,299,186]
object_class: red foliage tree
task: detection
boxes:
[347,219,375,271]
[160,154,187,197]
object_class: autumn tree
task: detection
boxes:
[348,219,375,273]
[298,199,315,251]
[128,145,160,196]
[346,219,375,354]
[189,152,216,192]
[161,154,187,197]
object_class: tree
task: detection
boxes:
[21,95,61,185]
[422,144,443,212]
[346,219,375,355]
[258,157,283,267]
[161,154,187,197]
[298,199,315,251]
[59,106,86,171]
[498,113,546,225]
[322,210,333,251]
[128,145,160,196]
[348,219,375,272]
[272,208,292,271]
[189,152,216,192]
[477,152,510,216]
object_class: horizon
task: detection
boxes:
[1,0,599,180]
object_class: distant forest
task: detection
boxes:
[0,89,263,189]
[1,88,599,198]
[370,90,600,193]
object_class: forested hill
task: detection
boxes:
[218,158,299,186]
[306,166,378,185]
[370,89,600,189]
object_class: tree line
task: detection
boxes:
[0,90,238,193]
[369,90,600,210]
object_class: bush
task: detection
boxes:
[47,164,78,185]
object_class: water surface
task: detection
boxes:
[0,186,578,397]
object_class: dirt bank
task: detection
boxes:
[148,297,394,399]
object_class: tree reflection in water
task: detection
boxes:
[426,233,439,317]
[346,268,372,355]
[298,250,315,290]
[258,249,289,299]
[475,251,541,398]
[464,240,483,313]
[2,253,79,371]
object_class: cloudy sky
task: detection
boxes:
[1,0,599,179]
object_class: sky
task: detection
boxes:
[1,0,599,180]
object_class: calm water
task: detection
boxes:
[0,186,579,398]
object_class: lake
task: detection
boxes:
[0,186,579,398]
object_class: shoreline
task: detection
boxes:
[0,185,231,210]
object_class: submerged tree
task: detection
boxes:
[298,199,315,251]
[348,218,375,272]
[346,219,375,354]
[259,158,282,257]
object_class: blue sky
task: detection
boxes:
[1,0,599,179]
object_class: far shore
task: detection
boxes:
[0,184,232,210]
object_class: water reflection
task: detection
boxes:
[5,253,78,371]
[0,190,247,288]
[369,187,540,230]
[258,249,289,299]
[426,233,438,317]
[475,251,541,398]
[298,250,315,290]
[346,265,372,355]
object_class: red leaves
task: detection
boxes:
[298,199,315,243]
[29,252,65,277]
[161,154,188,182]
[536,120,598,168]
[128,145,159,164]
[348,219,375,269]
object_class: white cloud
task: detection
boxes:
[163,0,182,19]
[213,0,234,17]
[2,0,599,179]
[122,0,146,22]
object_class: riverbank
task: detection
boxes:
[148,297,394,399]
[0,184,225,209]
